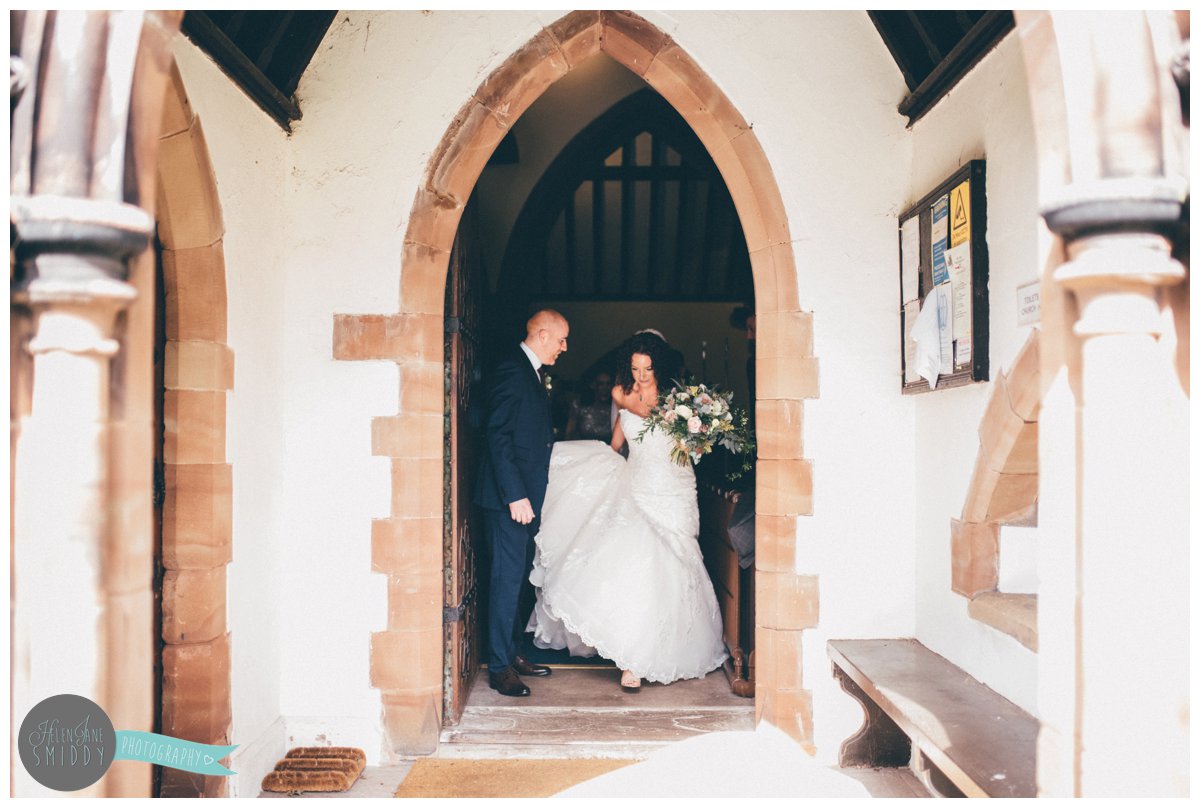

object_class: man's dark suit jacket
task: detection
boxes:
[473,347,554,514]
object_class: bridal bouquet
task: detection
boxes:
[637,383,754,476]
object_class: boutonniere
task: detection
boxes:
[542,372,553,394]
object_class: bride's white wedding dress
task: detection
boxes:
[527,409,728,683]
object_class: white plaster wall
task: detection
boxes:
[169,9,1052,773]
[663,11,917,762]
[170,39,290,795]
[907,34,1041,716]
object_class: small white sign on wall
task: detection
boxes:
[1017,280,1040,326]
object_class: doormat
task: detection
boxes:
[261,746,366,793]
[394,758,637,798]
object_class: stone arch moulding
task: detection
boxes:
[154,61,235,797]
[950,331,1040,652]
[332,10,820,755]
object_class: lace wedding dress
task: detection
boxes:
[527,409,728,683]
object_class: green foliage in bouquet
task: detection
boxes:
[635,382,755,481]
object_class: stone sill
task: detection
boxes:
[968,592,1037,652]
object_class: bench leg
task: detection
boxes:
[833,664,911,768]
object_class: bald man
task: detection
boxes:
[473,309,569,696]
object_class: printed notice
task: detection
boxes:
[947,243,972,341]
[931,195,949,285]
[936,282,953,371]
[901,216,920,305]
[1017,280,1041,325]
[903,300,921,383]
[950,180,971,247]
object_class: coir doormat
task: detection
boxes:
[394,758,637,798]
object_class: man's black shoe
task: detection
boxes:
[488,667,530,697]
[513,655,552,677]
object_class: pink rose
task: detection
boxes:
[687,416,702,434]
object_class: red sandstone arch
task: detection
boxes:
[333,10,819,755]
[152,62,235,797]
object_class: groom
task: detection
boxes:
[474,309,569,696]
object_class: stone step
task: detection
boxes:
[441,705,754,747]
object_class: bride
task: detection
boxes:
[526,331,728,691]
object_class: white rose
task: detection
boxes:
[687,416,703,433]
[676,404,693,419]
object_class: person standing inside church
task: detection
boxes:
[473,309,569,697]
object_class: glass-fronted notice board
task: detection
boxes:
[899,160,989,394]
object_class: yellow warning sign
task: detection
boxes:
[950,180,971,247]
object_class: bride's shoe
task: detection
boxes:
[620,669,641,692]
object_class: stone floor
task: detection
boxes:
[261,668,927,798]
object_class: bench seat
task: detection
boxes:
[828,638,1037,797]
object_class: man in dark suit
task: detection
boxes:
[474,309,569,696]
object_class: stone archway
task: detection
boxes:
[334,11,819,755]
[153,62,235,797]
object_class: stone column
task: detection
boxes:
[10,10,181,796]
[1016,10,1190,797]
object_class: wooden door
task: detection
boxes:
[443,201,484,724]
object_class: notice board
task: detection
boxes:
[899,160,989,393]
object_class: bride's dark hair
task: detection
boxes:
[615,332,684,394]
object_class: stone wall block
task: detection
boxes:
[386,573,443,632]
[391,458,444,519]
[749,244,803,316]
[545,11,602,67]
[978,373,1035,473]
[164,340,234,392]
[370,629,443,692]
[333,314,442,363]
[600,11,668,76]
[642,47,735,153]
[399,362,445,414]
[161,242,228,342]
[1005,331,1042,420]
[372,413,442,459]
[758,356,819,400]
[161,632,232,746]
[163,390,226,464]
[756,626,805,692]
[754,514,797,572]
[159,64,196,138]
[474,30,569,128]
[162,463,233,570]
[404,188,465,254]
[730,131,792,248]
[400,242,451,316]
[755,399,804,461]
[162,568,227,644]
[647,39,751,142]
[757,570,819,630]
[156,118,225,250]
[427,101,508,204]
[757,458,814,517]
[758,686,815,750]
[380,688,441,757]
[986,472,1039,523]
[950,518,999,597]
[371,517,442,577]
[757,310,814,359]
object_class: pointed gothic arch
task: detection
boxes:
[335,10,818,756]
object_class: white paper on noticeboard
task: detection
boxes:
[911,291,941,390]
[936,282,953,371]
[903,300,921,384]
[947,243,972,340]
[901,216,920,305]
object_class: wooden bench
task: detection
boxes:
[828,639,1037,797]
[697,484,754,697]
